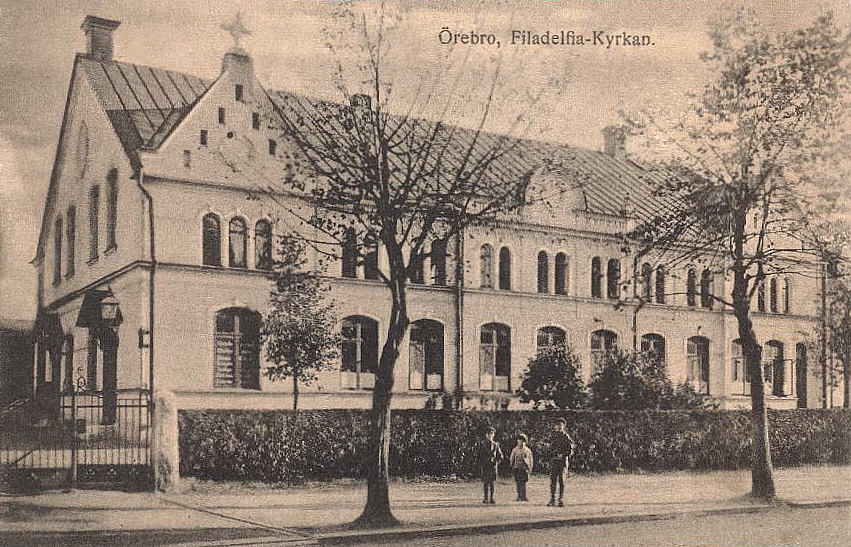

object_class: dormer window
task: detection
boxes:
[252,113,260,130]
[268,139,277,156]
[235,84,243,102]
[218,107,226,124]
[200,130,208,146]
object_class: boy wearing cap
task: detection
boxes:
[547,418,574,507]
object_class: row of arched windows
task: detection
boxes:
[756,277,792,314]
[537,251,569,294]
[341,230,448,286]
[52,169,118,285]
[202,214,272,270]
[590,257,621,299]
[480,244,512,290]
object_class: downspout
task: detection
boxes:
[454,228,465,407]
[135,166,155,397]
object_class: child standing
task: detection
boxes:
[509,433,534,501]
[547,418,575,507]
[479,426,503,504]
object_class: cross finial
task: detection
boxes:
[221,12,251,48]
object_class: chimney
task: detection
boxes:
[81,16,120,62]
[602,125,627,159]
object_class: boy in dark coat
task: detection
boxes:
[480,426,504,504]
[547,418,575,507]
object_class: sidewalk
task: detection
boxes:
[2,465,849,544]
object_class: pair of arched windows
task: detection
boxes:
[638,263,667,304]
[591,258,621,299]
[481,245,511,290]
[756,278,791,314]
[731,339,799,398]
[202,214,272,269]
[537,252,569,295]
[686,268,714,309]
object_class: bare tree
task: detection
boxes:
[625,10,850,500]
[250,1,568,526]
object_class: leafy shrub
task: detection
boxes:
[517,345,587,409]
[178,408,851,482]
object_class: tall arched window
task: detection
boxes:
[66,206,76,278]
[342,228,357,278]
[655,265,666,304]
[590,329,617,370]
[63,333,74,393]
[686,268,697,307]
[700,269,713,309]
[687,336,710,395]
[341,315,378,389]
[431,239,447,286]
[769,278,778,313]
[364,237,379,280]
[214,308,261,389]
[498,247,511,290]
[228,217,247,268]
[409,319,444,390]
[764,340,786,396]
[537,251,549,293]
[410,255,425,284]
[640,262,653,301]
[537,326,566,353]
[640,333,666,365]
[254,219,272,270]
[795,343,807,408]
[106,169,118,250]
[89,185,99,261]
[757,281,766,312]
[53,217,63,284]
[591,257,603,298]
[555,253,568,295]
[480,244,494,288]
[607,259,621,300]
[202,213,222,266]
[480,323,511,391]
[783,278,791,314]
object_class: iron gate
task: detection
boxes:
[0,389,152,491]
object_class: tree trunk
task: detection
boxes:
[353,265,408,528]
[843,358,850,409]
[293,376,299,414]
[732,266,776,501]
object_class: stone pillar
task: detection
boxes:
[152,390,180,492]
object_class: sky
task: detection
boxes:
[1,0,849,322]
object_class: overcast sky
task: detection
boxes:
[1,0,848,322]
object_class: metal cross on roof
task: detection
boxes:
[221,12,251,48]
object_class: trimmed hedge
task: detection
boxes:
[178,409,851,482]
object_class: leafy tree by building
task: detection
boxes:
[517,344,587,409]
[625,10,851,499]
[261,234,340,413]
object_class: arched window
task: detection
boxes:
[89,185,99,261]
[431,239,447,286]
[640,333,666,365]
[341,315,378,389]
[53,217,63,284]
[700,269,713,309]
[410,254,425,284]
[228,217,247,268]
[686,268,697,307]
[409,319,444,390]
[106,169,118,250]
[364,237,379,280]
[783,278,791,314]
[607,259,621,300]
[591,257,603,298]
[769,278,778,313]
[480,323,511,391]
[655,265,666,304]
[63,333,74,393]
[537,251,549,293]
[590,329,617,370]
[731,339,745,390]
[202,213,221,266]
[757,281,766,312]
[687,336,710,395]
[795,343,807,408]
[66,206,76,278]
[764,340,786,397]
[214,308,261,389]
[555,253,568,295]
[537,326,566,353]
[341,228,357,278]
[498,247,511,290]
[480,244,493,288]
[640,262,653,301]
[254,220,272,270]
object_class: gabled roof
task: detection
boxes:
[74,55,671,223]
